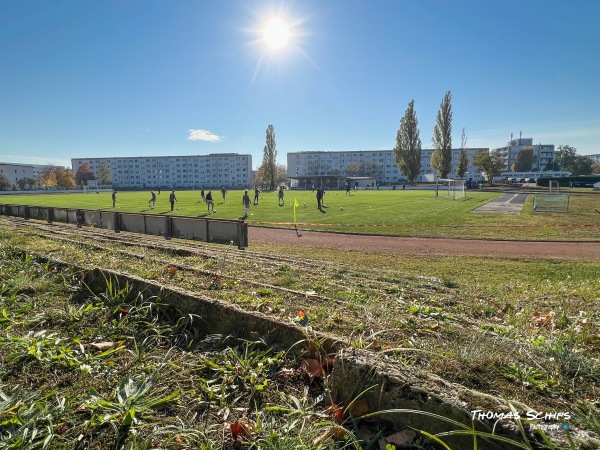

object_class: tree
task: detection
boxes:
[472,150,504,184]
[55,167,75,189]
[344,162,359,177]
[307,161,320,176]
[275,164,287,186]
[97,160,113,185]
[431,91,452,178]
[75,163,96,187]
[555,145,577,171]
[38,166,58,189]
[393,99,422,184]
[17,177,37,190]
[358,160,380,177]
[0,173,10,190]
[456,127,468,179]
[555,145,593,175]
[592,162,600,174]
[261,125,277,190]
[511,148,534,172]
[543,159,561,171]
[570,156,593,176]
[457,149,468,179]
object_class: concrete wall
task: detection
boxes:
[0,204,247,249]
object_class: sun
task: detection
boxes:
[263,18,290,50]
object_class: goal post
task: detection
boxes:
[435,179,466,199]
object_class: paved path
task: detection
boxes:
[249,226,600,261]
[471,193,528,214]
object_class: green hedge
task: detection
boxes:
[537,175,600,187]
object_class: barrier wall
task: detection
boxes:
[0,204,247,249]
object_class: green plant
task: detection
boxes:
[85,373,180,429]
[501,363,559,393]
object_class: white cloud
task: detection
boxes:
[187,129,222,142]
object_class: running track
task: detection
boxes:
[249,227,600,261]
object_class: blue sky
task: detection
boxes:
[1,0,599,169]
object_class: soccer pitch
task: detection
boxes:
[1,189,598,240]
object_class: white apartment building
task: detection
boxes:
[287,148,488,184]
[71,154,253,189]
[493,137,555,172]
[586,154,600,163]
[0,162,56,189]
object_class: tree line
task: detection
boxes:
[392,91,600,184]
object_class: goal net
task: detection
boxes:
[436,179,466,199]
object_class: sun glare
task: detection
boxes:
[264,18,290,50]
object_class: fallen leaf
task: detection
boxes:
[300,359,325,383]
[89,341,117,352]
[230,420,252,440]
[384,429,417,446]
[347,398,370,417]
[324,404,344,424]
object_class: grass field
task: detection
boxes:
[1,218,599,449]
[1,188,599,240]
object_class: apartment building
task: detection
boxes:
[287,148,488,184]
[0,162,56,189]
[71,154,253,189]
[586,154,600,163]
[492,137,555,172]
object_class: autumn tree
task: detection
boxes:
[511,148,534,172]
[456,128,469,179]
[431,91,452,178]
[393,99,422,184]
[97,160,113,185]
[260,125,277,190]
[55,167,75,189]
[75,163,96,187]
[591,161,600,174]
[38,166,58,189]
[472,150,504,184]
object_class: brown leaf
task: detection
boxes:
[384,429,417,446]
[300,358,325,382]
[347,398,370,417]
[324,404,344,424]
[89,341,117,352]
[230,420,252,440]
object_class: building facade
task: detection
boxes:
[287,148,489,185]
[71,154,253,189]
[0,162,56,189]
[586,154,600,163]
[492,138,555,172]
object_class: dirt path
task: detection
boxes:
[249,226,600,261]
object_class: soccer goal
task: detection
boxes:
[436,179,466,199]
